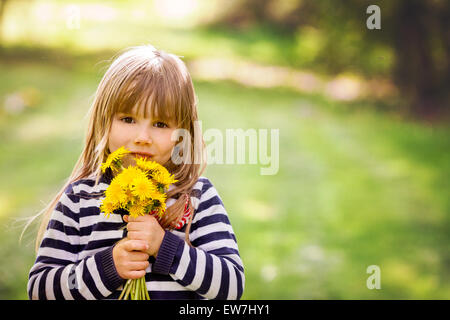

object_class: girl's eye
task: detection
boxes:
[121,117,135,124]
[154,121,168,128]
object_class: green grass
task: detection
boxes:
[197,82,450,299]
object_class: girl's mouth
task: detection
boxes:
[131,152,153,160]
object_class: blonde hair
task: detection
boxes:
[24,45,207,252]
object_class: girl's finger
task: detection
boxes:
[127,231,144,241]
[128,261,149,271]
[126,222,141,232]
[124,239,148,252]
[127,215,146,222]
[125,270,147,280]
[129,251,150,261]
[123,215,129,223]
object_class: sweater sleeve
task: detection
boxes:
[152,178,245,300]
[27,184,125,300]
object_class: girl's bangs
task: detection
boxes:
[113,69,183,126]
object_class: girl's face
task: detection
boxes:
[108,107,178,168]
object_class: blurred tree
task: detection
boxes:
[391,0,449,117]
[213,0,449,118]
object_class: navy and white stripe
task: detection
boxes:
[28,175,245,300]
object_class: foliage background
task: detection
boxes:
[0,0,448,299]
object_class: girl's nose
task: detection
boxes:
[134,126,153,145]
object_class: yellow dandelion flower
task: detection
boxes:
[135,157,161,172]
[101,146,130,173]
[132,176,157,201]
[128,203,145,218]
[152,169,178,190]
[125,188,135,204]
[152,190,167,203]
[100,148,173,223]
[140,198,152,208]
[105,179,127,206]
[117,166,145,187]
[100,162,111,174]
[134,157,177,189]
[100,199,116,218]
[149,191,167,217]
[155,201,167,218]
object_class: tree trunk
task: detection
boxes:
[392,0,446,119]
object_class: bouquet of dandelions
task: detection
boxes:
[99,146,178,300]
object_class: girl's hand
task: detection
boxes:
[112,237,150,280]
[124,215,165,258]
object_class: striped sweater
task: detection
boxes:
[27,174,245,300]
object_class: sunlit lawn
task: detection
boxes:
[1,54,449,299]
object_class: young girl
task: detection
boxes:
[27,45,245,300]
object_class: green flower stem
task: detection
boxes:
[121,279,133,300]
[131,278,136,299]
[118,277,150,300]
[134,278,140,300]
[124,281,131,300]
[118,281,127,300]
[143,276,150,300]
[128,279,135,300]
[137,280,141,300]
[142,277,146,299]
